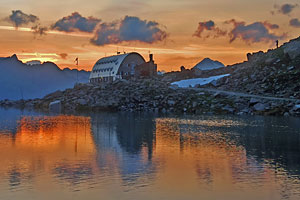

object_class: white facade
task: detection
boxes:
[89,52,145,83]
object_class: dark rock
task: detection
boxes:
[249,98,260,105]
[253,103,266,111]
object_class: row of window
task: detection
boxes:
[93,68,114,73]
[90,76,113,83]
[96,59,118,65]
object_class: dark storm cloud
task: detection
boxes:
[52,12,101,33]
[273,3,298,15]
[226,19,285,43]
[90,22,120,45]
[290,18,300,27]
[193,20,227,38]
[91,16,168,46]
[7,10,39,27]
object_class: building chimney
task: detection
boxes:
[149,54,153,62]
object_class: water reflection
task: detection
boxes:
[0,108,300,200]
[154,116,300,199]
[0,115,96,191]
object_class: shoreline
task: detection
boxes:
[1,79,300,117]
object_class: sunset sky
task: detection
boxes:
[0,0,299,71]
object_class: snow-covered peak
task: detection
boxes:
[192,58,225,71]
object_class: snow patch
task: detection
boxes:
[171,74,230,88]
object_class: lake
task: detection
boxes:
[0,107,300,200]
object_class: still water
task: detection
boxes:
[0,108,300,200]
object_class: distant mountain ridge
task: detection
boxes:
[0,54,90,100]
[192,58,225,71]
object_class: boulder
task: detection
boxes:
[247,51,264,62]
[265,57,276,65]
[222,105,235,113]
[293,104,300,110]
[167,100,176,106]
[194,84,201,88]
[77,99,87,106]
[213,92,221,98]
[284,112,289,117]
[253,103,266,111]
[192,102,198,108]
[49,100,61,113]
[241,108,250,113]
[249,98,260,105]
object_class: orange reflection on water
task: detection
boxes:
[0,114,299,200]
[0,115,98,191]
[16,116,93,152]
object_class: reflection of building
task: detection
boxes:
[89,52,157,83]
[90,112,156,183]
[1,110,300,199]
[0,111,158,191]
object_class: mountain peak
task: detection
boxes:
[192,57,225,71]
[11,54,18,60]
[202,57,213,61]
[0,54,22,64]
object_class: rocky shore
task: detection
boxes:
[215,37,300,98]
[1,78,300,117]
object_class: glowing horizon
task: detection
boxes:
[0,0,299,71]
